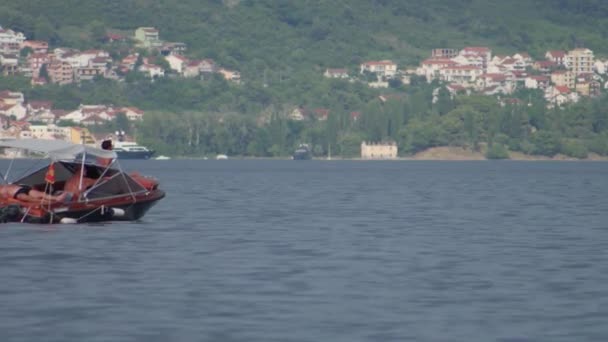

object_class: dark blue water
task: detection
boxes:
[1,160,607,342]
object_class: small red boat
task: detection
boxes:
[0,139,165,224]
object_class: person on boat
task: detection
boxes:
[0,184,69,204]
[97,139,114,167]
[63,165,97,199]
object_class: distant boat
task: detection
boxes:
[113,141,155,160]
[216,154,228,160]
[293,144,312,160]
[110,130,155,160]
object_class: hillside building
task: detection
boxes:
[361,141,398,159]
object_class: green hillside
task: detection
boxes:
[2,0,608,74]
[1,0,608,158]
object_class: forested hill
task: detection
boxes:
[2,0,608,159]
[2,0,607,74]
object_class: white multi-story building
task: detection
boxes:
[29,124,68,140]
[457,47,492,71]
[565,48,594,75]
[440,65,483,84]
[416,58,457,82]
[360,60,397,78]
[0,27,26,53]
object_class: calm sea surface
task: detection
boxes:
[0,160,607,342]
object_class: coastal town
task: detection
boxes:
[1,23,607,155]
[327,47,606,108]
[0,25,244,146]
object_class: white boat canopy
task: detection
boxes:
[0,138,117,161]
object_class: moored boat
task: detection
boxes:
[293,143,312,160]
[0,139,165,224]
[113,141,155,160]
[111,130,155,160]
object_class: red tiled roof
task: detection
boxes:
[445,65,482,71]
[555,85,570,93]
[10,121,30,128]
[31,77,47,85]
[547,50,566,58]
[82,106,108,114]
[51,110,68,117]
[186,60,202,67]
[0,90,22,99]
[314,108,329,118]
[106,33,125,40]
[0,103,14,111]
[462,47,491,53]
[481,73,507,81]
[28,100,53,109]
[82,49,105,55]
[123,107,144,114]
[170,54,189,62]
[81,114,106,122]
[362,60,396,66]
[535,60,556,67]
[529,75,549,81]
[422,58,456,65]
[23,40,48,47]
[447,84,466,91]
[28,52,49,59]
[91,57,109,63]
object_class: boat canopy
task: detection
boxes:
[0,138,117,161]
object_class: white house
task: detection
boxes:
[139,63,165,78]
[0,27,26,45]
[0,53,19,75]
[0,90,24,105]
[62,105,114,124]
[512,52,533,66]
[29,124,67,140]
[476,73,508,90]
[457,47,492,71]
[0,27,26,54]
[183,60,203,78]
[439,65,483,84]
[360,60,397,78]
[324,68,349,79]
[120,107,144,121]
[593,60,607,75]
[165,54,189,74]
[545,85,579,107]
[524,75,550,89]
[416,58,457,82]
[545,50,566,65]
[0,102,27,120]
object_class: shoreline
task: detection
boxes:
[3,146,607,161]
